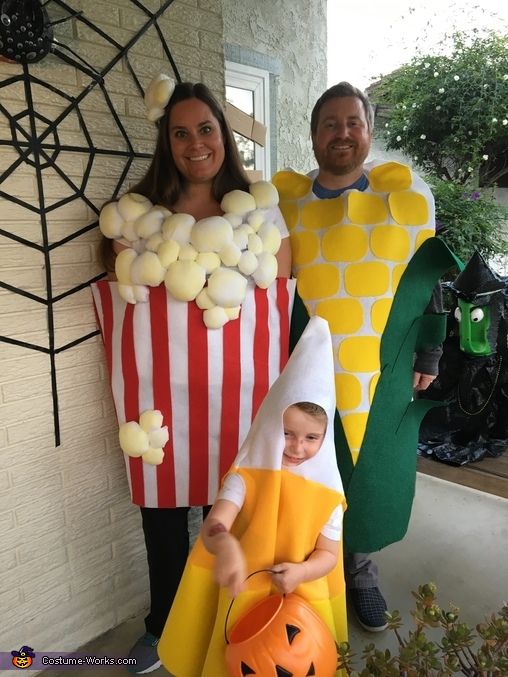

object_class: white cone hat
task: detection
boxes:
[233,316,343,493]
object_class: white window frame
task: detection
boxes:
[225,61,271,179]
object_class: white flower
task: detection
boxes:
[420,134,426,140]
[482,154,489,161]
[413,156,418,161]
[492,117,498,123]
[434,72,439,77]
[402,104,407,110]
[468,167,473,172]
[385,123,389,128]
[435,105,441,111]
[412,102,417,108]
[396,135,402,141]
[503,119,508,126]
[503,75,508,80]
[425,62,430,68]
[483,84,489,88]
[403,125,408,130]
[453,75,460,81]
[468,130,472,135]
[439,87,445,94]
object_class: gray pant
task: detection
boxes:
[345,553,379,590]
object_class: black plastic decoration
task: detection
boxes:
[0,0,180,445]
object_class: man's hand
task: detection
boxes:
[271,562,306,594]
[413,371,436,391]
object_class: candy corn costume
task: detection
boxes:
[158,317,347,676]
[273,161,457,553]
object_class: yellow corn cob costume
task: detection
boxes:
[273,161,456,553]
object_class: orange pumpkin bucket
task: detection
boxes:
[225,592,338,676]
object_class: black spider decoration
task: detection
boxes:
[0,0,81,64]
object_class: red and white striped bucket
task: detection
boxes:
[91,279,295,507]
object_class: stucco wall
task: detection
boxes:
[222,0,327,175]
[0,0,224,657]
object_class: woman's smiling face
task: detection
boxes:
[168,97,225,185]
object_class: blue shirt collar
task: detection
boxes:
[312,173,369,198]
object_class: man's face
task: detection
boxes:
[312,96,372,177]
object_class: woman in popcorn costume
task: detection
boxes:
[92,76,293,673]
[158,317,347,677]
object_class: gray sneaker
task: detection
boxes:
[127,632,161,674]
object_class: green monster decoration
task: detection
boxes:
[419,251,508,466]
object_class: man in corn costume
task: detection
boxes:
[273,82,457,631]
[158,317,347,676]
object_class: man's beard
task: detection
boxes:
[313,142,368,177]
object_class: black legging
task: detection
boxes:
[140,505,211,637]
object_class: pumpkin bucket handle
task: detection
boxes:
[224,568,276,645]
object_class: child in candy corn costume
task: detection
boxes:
[158,317,346,676]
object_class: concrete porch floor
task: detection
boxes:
[42,473,508,676]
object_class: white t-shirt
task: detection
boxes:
[217,471,342,541]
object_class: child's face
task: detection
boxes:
[282,406,326,467]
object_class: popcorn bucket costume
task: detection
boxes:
[158,317,347,677]
[273,162,457,553]
[91,74,295,508]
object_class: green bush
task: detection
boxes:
[338,583,508,676]
[373,31,508,187]
[428,177,508,265]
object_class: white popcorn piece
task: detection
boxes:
[178,244,198,261]
[190,216,233,253]
[140,410,164,431]
[238,250,259,276]
[142,447,165,465]
[249,180,279,208]
[99,201,124,239]
[121,220,139,243]
[148,426,169,448]
[196,251,221,274]
[115,248,137,284]
[220,189,256,215]
[117,193,152,221]
[118,284,137,304]
[164,260,206,301]
[135,209,165,239]
[246,209,266,232]
[130,251,166,286]
[247,233,263,255]
[145,232,164,252]
[203,305,229,329]
[258,222,282,254]
[252,252,278,288]
[157,239,180,267]
[119,421,150,457]
[207,267,248,307]
[219,243,242,266]
[162,213,196,245]
[132,285,149,303]
[224,306,241,321]
[222,212,243,228]
[195,288,215,310]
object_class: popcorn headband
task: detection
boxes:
[144,73,176,122]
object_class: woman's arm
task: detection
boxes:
[271,534,338,595]
[276,237,292,278]
[201,498,246,597]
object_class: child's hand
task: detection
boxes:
[213,535,247,597]
[271,562,306,594]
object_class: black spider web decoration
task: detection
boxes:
[0,0,181,445]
